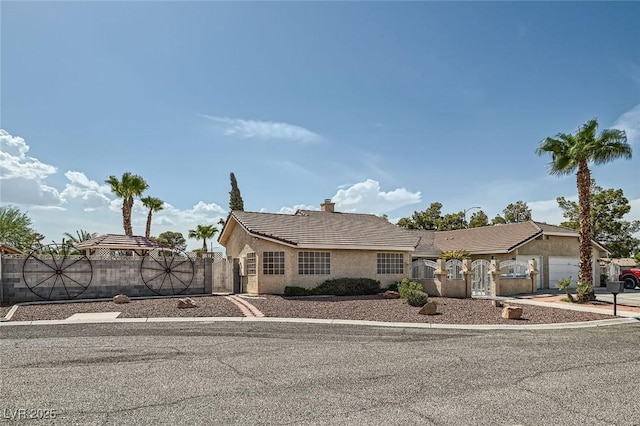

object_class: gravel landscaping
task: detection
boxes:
[3,294,616,324]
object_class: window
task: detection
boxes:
[377,253,404,274]
[262,251,285,275]
[298,252,330,275]
[246,252,256,275]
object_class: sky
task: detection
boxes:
[1,1,639,252]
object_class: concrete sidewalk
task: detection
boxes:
[509,287,640,317]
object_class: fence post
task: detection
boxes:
[462,258,472,298]
[435,258,447,297]
[204,257,213,293]
[527,258,539,294]
[490,259,500,297]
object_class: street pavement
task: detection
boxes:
[2,321,640,425]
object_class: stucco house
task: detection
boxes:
[217,200,419,294]
[218,200,609,294]
[411,221,609,289]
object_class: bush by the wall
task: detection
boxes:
[313,278,381,296]
[397,278,423,299]
[406,289,429,307]
[284,286,312,297]
[386,282,399,292]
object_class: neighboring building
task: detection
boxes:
[217,200,419,294]
[410,221,609,289]
[0,244,23,255]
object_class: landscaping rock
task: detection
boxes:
[383,290,400,299]
[177,297,197,308]
[418,301,437,315]
[501,306,523,319]
[492,300,504,308]
[113,294,130,304]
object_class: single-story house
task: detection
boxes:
[217,200,419,294]
[218,200,609,294]
[410,221,609,289]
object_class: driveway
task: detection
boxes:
[2,321,640,425]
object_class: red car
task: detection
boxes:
[619,268,640,290]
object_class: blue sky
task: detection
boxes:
[1,1,639,251]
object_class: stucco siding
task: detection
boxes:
[222,221,410,294]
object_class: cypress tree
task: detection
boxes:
[229,172,244,211]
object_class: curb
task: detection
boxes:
[0,315,637,331]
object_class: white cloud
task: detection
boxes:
[529,198,571,225]
[332,179,422,214]
[60,171,112,211]
[613,103,640,146]
[0,129,63,206]
[278,204,318,214]
[203,115,322,143]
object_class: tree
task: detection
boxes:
[438,212,465,231]
[397,202,443,230]
[492,215,507,225]
[105,172,149,236]
[536,118,632,296]
[229,172,244,211]
[141,196,164,239]
[0,205,37,250]
[188,224,218,252]
[154,231,187,252]
[503,201,532,223]
[468,210,489,228]
[557,182,640,258]
[63,230,98,246]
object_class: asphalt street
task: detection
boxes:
[2,321,640,425]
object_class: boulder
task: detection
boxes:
[113,294,130,304]
[177,297,197,308]
[383,290,400,299]
[501,306,523,320]
[418,301,437,315]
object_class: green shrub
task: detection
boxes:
[312,278,381,296]
[386,282,399,292]
[284,286,311,297]
[406,289,429,307]
[397,278,423,299]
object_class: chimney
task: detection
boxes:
[320,199,335,213]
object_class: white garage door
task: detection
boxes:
[548,256,579,289]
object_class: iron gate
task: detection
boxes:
[471,259,491,296]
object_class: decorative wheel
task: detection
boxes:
[140,250,195,295]
[22,244,93,300]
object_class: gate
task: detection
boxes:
[471,259,491,296]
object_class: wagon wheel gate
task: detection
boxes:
[22,244,93,300]
[140,249,195,296]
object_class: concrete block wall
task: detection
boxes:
[1,256,212,305]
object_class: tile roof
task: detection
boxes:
[430,221,581,254]
[223,210,419,250]
[75,234,165,250]
[410,230,443,257]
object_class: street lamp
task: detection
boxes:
[463,206,481,228]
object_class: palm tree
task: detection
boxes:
[141,196,164,239]
[105,172,149,236]
[63,230,98,246]
[188,224,218,252]
[536,119,631,298]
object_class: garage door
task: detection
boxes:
[548,256,579,289]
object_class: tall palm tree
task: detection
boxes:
[188,224,218,252]
[536,119,631,295]
[141,196,164,239]
[105,172,149,236]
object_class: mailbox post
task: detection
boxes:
[606,281,625,316]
